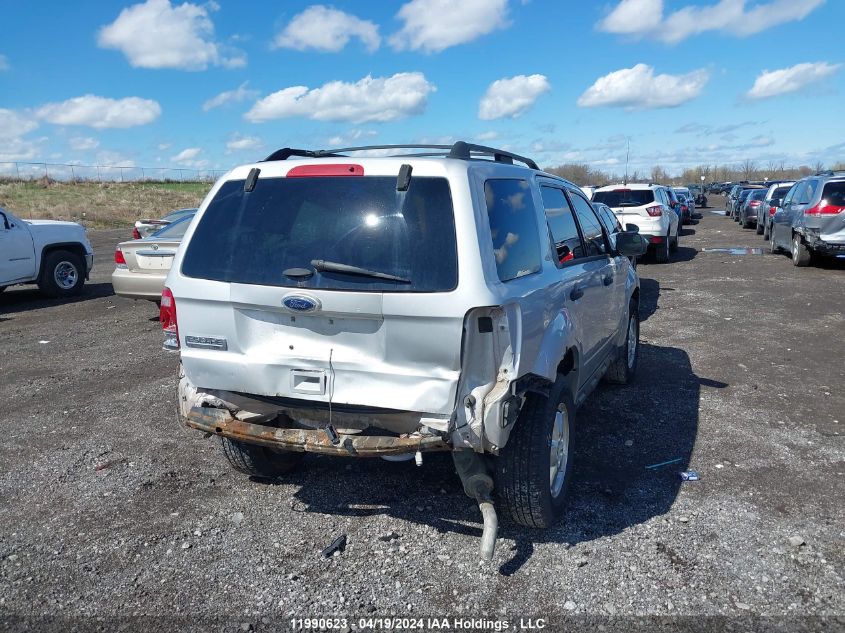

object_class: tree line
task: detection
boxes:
[544,160,845,187]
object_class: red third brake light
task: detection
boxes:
[805,202,845,215]
[132,227,141,240]
[286,164,364,178]
[160,287,179,351]
[646,205,663,217]
[114,248,127,266]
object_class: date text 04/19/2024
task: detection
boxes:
[288,617,549,630]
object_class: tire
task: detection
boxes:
[763,220,771,241]
[219,436,304,479]
[0,286,6,294]
[605,300,639,385]
[37,250,85,298]
[742,213,753,229]
[495,384,574,528]
[655,233,670,263]
[756,219,764,235]
[791,233,812,267]
[770,228,781,254]
[670,225,679,252]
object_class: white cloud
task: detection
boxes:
[245,73,435,124]
[35,95,162,128]
[172,147,201,162]
[326,129,378,146]
[476,131,499,141]
[226,135,264,152]
[389,0,509,53]
[273,5,380,52]
[598,0,825,44]
[0,54,9,71]
[0,109,38,140]
[203,82,259,111]
[69,137,100,151]
[478,74,550,120]
[98,0,245,70]
[746,62,841,100]
[96,150,136,167]
[577,64,709,109]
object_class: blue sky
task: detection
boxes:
[1,0,842,177]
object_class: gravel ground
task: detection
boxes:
[1,199,843,632]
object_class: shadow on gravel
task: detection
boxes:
[638,277,660,323]
[0,282,114,315]
[279,327,726,575]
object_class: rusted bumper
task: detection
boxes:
[184,407,450,457]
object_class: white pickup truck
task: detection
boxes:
[0,207,94,297]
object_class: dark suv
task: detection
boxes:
[770,171,845,266]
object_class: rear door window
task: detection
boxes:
[484,179,542,281]
[540,186,584,263]
[790,182,807,206]
[181,176,458,292]
[568,192,609,257]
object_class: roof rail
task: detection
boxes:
[815,169,845,177]
[261,141,540,171]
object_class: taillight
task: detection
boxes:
[160,287,179,351]
[749,201,761,207]
[805,202,845,215]
[132,227,141,240]
[681,205,689,213]
[114,248,127,267]
[646,205,663,217]
[769,206,777,215]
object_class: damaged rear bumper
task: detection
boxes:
[184,406,451,457]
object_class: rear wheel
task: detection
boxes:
[655,233,670,263]
[37,250,85,298]
[756,215,765,235]
[763,220,771,241]
[495,385,574,528]
[670,225,679,252]
[791,233,812,267]
[219,436,304,479]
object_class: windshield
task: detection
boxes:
[181,176,457,292]
[592,189,655,207]
[151,214,194,239]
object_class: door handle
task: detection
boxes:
[569,286,584,301]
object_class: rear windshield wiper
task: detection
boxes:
[310,259,411,283]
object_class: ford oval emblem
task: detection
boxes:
[283,295,320,312]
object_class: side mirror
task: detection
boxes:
[625,223,640,233]
[617,231,648,257]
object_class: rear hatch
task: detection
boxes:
[813,181,845,243]
[175,170,464,416]
[592,188,660,228]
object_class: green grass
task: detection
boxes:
[0,180,214,228]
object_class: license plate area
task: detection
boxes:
[291,369,327,395]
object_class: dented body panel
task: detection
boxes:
[169,155,640,456]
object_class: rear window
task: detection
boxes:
[152,214,194,238]
[181,176,457,292]
[822,181,845,207]
[592,189,655,207]
[749,190,767,200]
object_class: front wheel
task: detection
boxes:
[791,233,812,267]
[37,250,85,298]
[495,386,574,528]
[219,436,304,480]
[605,302,639,385]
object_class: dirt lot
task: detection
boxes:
[1,199,843,631]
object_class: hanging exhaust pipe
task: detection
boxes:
[452,450,498,561]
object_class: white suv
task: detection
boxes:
[592,183,680,263]
[163,142,646,558]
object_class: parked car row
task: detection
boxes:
[728,171,845,266]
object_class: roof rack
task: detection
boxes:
[261,141,539,171]
[815,169,845,177]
